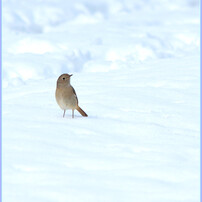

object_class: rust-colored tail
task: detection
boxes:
[76,106,88,117]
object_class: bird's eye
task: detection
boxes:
[63,77,65,80]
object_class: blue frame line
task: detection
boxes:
[0,0,2,202]
[200,1,202,202]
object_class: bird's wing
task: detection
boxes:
[71,86,78,104]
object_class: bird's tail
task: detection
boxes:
[76,106,88,117]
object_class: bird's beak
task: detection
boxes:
[70,74,73,77]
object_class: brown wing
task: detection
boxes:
[71,86,78,105]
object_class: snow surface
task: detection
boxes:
[2,0,200,201]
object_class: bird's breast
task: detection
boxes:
[55,88,77,110]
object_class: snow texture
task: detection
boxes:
[2,0,200,201]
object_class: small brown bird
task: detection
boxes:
[55,73,88,118]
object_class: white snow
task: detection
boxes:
[2,0,200,201]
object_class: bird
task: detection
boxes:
[55,73,88,118]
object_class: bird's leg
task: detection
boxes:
[63,110,66,118]
[72,109,74,118]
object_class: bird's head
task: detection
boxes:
[57,73,73,87]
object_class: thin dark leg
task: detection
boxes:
[72,109,74,118]
[63,110,66,118]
